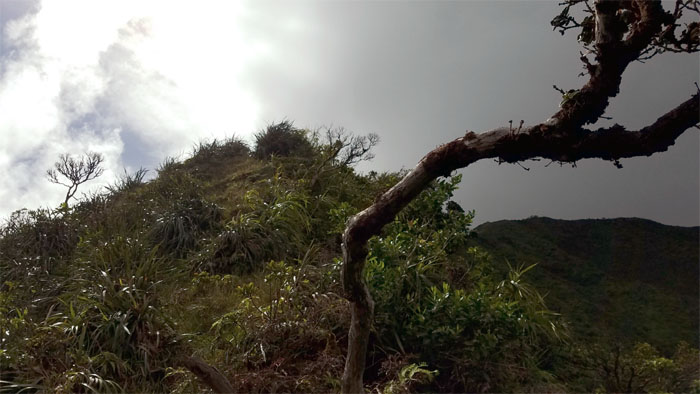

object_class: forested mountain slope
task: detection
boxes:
[473,217,699,352]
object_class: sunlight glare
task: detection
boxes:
[31,0,260,141]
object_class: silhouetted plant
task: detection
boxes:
[105,168,149,194]
[156,156,180,176]
[46,152,105,206]
[190,136,250,163]
[253,121,313,160]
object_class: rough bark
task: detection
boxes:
[182,355,235,393]
[339,1,699,391]
[341,94,699,392]
[552,1,666,127]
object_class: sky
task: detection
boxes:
[0,0,697,227]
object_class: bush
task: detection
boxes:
[570,341,700,393]
[149,197,222,257]
[0,237,183,393]
[363,176,565,392]
[177,137,252,183]
[205,260,348,392]
[190,137,250,164]
[105,167,149,194]
[253,121,313,159]
[200,175,311,273]
[0,208,79,281]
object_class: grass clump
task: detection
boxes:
[199,174,311,273]
[253,121,313,160]
[149,197,222,257]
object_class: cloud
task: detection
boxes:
[0,0,696,227]
[0,1,261,218]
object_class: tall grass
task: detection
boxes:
[200,175,311,273]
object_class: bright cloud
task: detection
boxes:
[0,0,262,218]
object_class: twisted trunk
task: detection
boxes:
[340,1,698,391]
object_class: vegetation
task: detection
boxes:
[3,1,695,392]
[473,217,699,353]
[337,0,699,387]
[1,123,697,392]
[46,152,105,206]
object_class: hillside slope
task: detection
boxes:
[1,124,697,393]
[473,217,699,352]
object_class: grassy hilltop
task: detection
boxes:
[1,122,698,393]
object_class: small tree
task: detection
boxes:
[307,127,379,191]
[46,152,105,206]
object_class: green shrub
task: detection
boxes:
[0,235,183,393]
[0,208,79,271]
[149,168,204,203]
[105,167,149,194]
[364,176,564,392]
[206,260,347,392]
[200,175,311,273]
[570,341,700,393]
[190,136,250,163]
[53,238,181,391]
[381,360,439,394]
[253,121,313,159]
[149,197,222,257]
[183,137,251,183]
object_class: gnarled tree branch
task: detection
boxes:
[341,91,698,392]
[181,355,235,393]
[340,1,698,392]
[553,1,666,128]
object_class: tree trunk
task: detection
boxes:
[339,2,698,391]
[182,355,235,393]
[339,93,698,392]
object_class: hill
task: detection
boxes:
[473,217,699,352]
[1,123,697,393]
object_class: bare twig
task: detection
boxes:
[46,152,105,206]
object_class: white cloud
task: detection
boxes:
[0,0,261,218]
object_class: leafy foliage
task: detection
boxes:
[149,197,222,257]
[0,208,79,279]
[199,174,312,273]
[364,176,565,392]
[1,127,696,392]
[253,121,313,160]
[474,217,699,353]
[105,167,149,194]
[565,341,700,393]
[0,237,181,392]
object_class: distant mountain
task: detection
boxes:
[473,217,699,353]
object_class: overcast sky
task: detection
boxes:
[0,0,697,227]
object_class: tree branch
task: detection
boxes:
[46,152,105,206]
[181,355,235,393]
[552,1,666,128]
[340,92,698,392]
[340,3,698,391]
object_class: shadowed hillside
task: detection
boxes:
[1,125,698,393]
[474,217,699,352]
